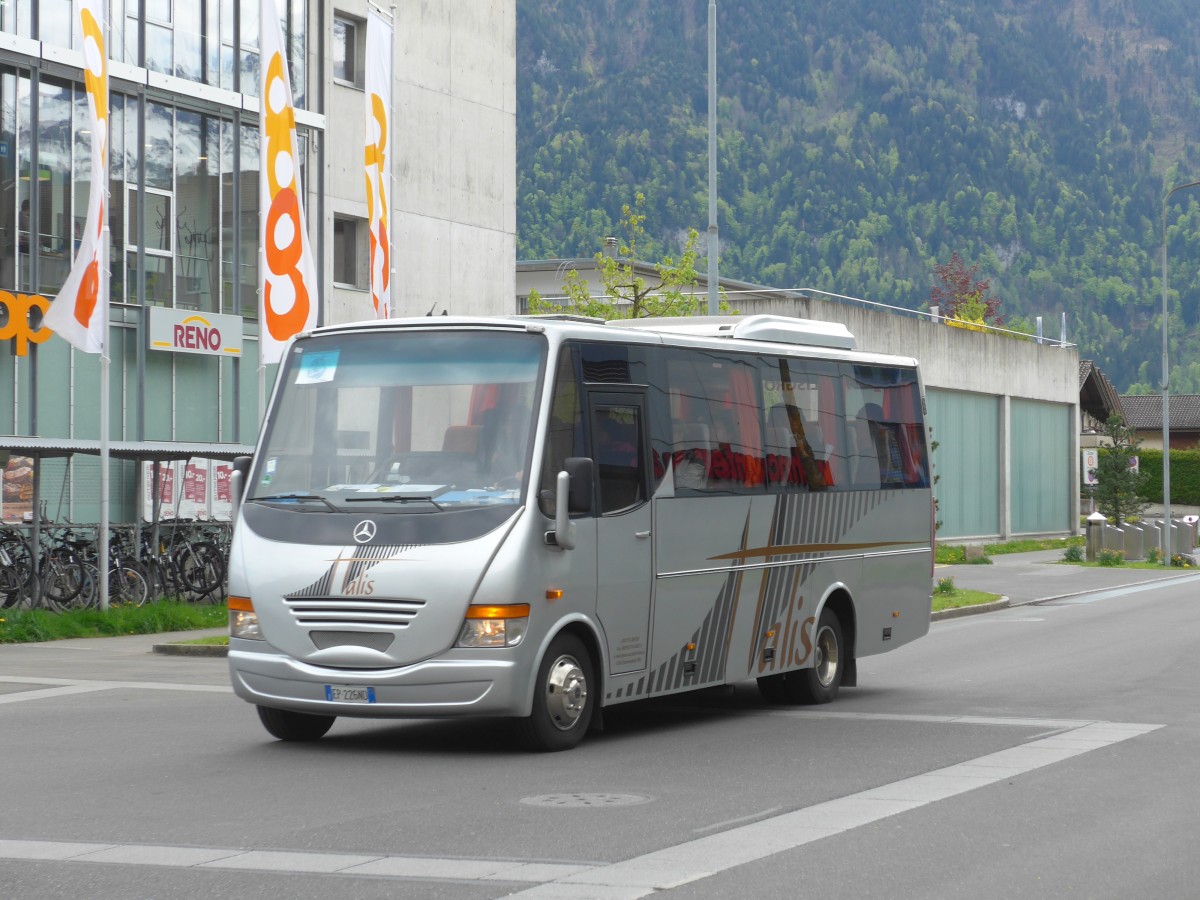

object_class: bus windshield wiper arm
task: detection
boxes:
[345,494,444,510]
[252,492,340,511]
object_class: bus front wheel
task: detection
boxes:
[515,633,594,752]
[256,705,336,741]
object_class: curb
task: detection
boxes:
[931,597,1010,621]
[152,642,228,657]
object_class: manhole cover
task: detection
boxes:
[520,792,651,808]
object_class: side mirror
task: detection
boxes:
[230,455,252,515]
[549,457,594,550]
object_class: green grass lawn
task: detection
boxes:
[932,588,1002,612]
[0,601,226,644]
[180,634,230,646]
[936,537,1083,565]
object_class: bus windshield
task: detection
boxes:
[249,329,545,510]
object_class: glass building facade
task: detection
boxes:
[0,0,320,521]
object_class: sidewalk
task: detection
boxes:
[0,628,229,684]
[939,548,1200,608]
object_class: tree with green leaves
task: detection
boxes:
[527,194,716,319]
[1092,415,1148,526]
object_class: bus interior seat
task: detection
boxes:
[672,421,710,489]
[765,404,797,455]
[442,424,479,454]
[846,415,881,490]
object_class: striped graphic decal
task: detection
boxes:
[609,511,752,701]
[608,490,896,702]
[285,544,415,599]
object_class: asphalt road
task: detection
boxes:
[2,558,1199,899]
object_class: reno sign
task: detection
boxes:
[148,307,244,357]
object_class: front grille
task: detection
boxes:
[283,596,426,629]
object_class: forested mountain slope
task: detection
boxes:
[516,0,1200,392]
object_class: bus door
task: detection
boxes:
[587,390,652,675]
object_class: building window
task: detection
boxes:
[333,216,366,288]
[333,14,363,87]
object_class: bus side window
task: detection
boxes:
[593,405,645,514]
[538,346,584,517]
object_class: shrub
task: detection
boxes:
[935,576,956,595]
[1137,449,1200,506]
[1063,544,1083,562]
[1171,554,1193,568]
[1147,546,1164,565]
[1098,548,1123,567]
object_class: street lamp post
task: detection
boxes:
[706,0,719,316]
[1160,179,1200,561]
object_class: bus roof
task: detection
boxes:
[307,314,920,368]
[606,315,856,350]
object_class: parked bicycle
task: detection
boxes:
[0,525,37,609]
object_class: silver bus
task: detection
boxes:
[228,314,934,751]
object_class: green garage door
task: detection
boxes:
[1011,399,1070,534]
[926,390,1000,539]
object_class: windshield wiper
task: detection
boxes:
[252,492,340,512]
[344,494,444,511]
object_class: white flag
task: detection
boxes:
[259,0,319,365]
[44,0,109,354]
[364,10,393,320]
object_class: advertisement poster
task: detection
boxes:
[142,460,232,521]
[1,456,34,523]
[142,462,177,520]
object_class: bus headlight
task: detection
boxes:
[456,604,529,648]
[229,595,264,641]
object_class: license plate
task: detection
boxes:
[325,685,376,704]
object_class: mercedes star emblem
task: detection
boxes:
[353,520,377,544]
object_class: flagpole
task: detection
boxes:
[258,245,265,423]
[99,337,109,610]
[389,3,397,317]
[98,2,111,612]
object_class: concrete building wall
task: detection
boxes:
[324,0,516,325]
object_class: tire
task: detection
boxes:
[515,632,595,752]
[180,541,226,597]
[110,564,151,606]
[40,550,84,606]
[782,607,845,705]
[0,536,35,608]
[2,568,38,610]
[257,705,336,741]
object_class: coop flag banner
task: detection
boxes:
[259,0,319,365]
[364,9,393,319]
[44,0,109,354]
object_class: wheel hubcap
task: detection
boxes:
[545,654,588,730]
[814,625,839,687]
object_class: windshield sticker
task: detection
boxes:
[261,458,277,485]
[295,350,339,384]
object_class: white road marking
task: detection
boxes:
[0,675,230,703]
[509,720,1163,898]
[0,714,1163,897]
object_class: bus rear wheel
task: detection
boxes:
[784,608,844,704]
[256,705,336,741]
[515,633,594,752]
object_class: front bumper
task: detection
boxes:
[228,641,527,718]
